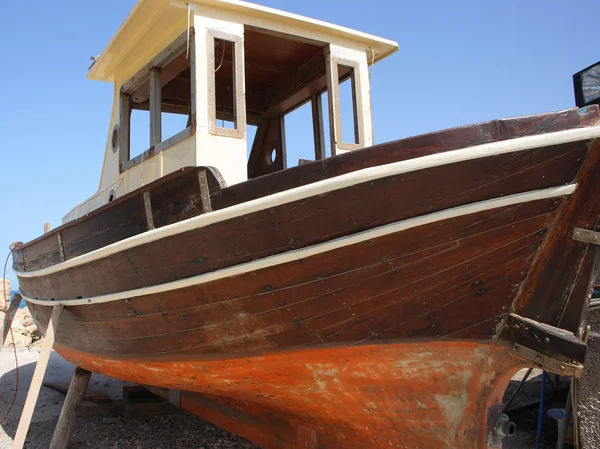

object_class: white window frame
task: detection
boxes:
[207,29,246,139]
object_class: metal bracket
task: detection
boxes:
[573,227,600,245]
[513,343,584,378]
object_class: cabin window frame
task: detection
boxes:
[118,28,196,173]
[207,29,246,139]
[327,56,364,153]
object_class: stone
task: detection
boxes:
[5,331,33,347]
[0,278,10,312]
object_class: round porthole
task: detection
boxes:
[265,148,277,165]
[111,124,120,153]
[108,190,116,203]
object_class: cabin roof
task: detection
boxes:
[87,0,399,83]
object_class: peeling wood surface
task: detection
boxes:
[503,313,587,363]
[55,341,520,449]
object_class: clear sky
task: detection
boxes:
[1,0,599,288]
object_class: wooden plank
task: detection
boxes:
[56,232,65,262]
[26,199,558,356]
[262,50,326,117]
[48,367,92,449]
[12,305,63,449]
[19,142,583,301]
[502,313,587,363]
[198,170,212,214]
[227,106,600,209]
[15,108,599,272]
[1,293,22,348]
[513,138,600,331]
[43,380,110,403]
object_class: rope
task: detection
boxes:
[368,47,375,80]
[215,41,226,73]
[0,247,20,426]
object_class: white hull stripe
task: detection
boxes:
[16,125,600,279]
[23,184,576,306]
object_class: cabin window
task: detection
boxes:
[338,65,359,144]
[111,124,120,153]
[118,29,195,172]
[246,124,258,159]
[328,58,363,152]
[283,100,316,167]
[208,32,245,138]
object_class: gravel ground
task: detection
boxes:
[0,348,260,449]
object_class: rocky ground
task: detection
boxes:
[3,307,42,348]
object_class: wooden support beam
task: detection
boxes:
[311,93,326,160]
[119,93,131,171]
[143,191,155,230]
[49,367,92,449]
[1,293,21,348]
[198,170,212,214]
[149,67,162,147]
[57,232,65,262]
[12,305,63,449]
[262,51,326,118]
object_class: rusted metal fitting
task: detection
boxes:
[494,414,516,439]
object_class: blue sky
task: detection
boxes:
[1,0,599,287]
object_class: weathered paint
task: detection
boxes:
[56,341,524,448]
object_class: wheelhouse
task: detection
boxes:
[63,0,398,223]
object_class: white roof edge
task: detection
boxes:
[87,0,399,82]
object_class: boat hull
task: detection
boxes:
[16,107,600,448]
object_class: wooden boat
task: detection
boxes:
[12,1,600,448]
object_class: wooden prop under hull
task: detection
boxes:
[56,341,522,449]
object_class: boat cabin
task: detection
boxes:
[63,0,398,223]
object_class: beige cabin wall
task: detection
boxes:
[63,134,198,224]
[98,87,122,191]
[162,135,197,176]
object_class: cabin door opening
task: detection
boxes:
[243,27,328,179]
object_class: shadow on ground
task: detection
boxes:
[0,350,259,449]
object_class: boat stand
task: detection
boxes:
[9,304,94,449]
[8,305,66,449]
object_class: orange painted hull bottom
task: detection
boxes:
[57,340,523,448]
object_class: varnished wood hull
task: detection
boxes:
[15,107,600,448]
